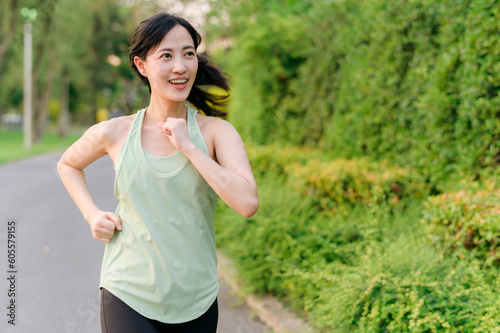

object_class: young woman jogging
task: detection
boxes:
[57,12,258,333]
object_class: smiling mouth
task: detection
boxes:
[169,79,188,85]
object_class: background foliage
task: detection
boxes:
[215,145,500,332]
[208,0,499,186]
[0,0,203,139]
[2,0,499,331]
[207,0,500,331]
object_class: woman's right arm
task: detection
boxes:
[57,122,121,243]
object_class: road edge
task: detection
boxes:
[217,251,313,333]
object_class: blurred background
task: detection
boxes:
[1,0,500,331]
[0,0,212,147]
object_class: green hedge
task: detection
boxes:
[207,0,500,331]
[422,182,500,267]
[311,262,500,332]
[288,158,427,211]
[247,143,323,179]
[214,146,500,331]
[210,0,500,186]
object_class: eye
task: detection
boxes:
[185,51,196,57]
[161,53,171,59]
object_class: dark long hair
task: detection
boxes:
[129,13,229,117]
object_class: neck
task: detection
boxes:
[145,95,187,124]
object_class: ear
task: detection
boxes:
[134,56,148,77]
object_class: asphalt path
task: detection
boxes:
[0,152,268,333]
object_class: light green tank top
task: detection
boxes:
[100,105,219,323]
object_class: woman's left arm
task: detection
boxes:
[161,118,259,217]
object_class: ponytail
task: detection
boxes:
[188,54,230,117]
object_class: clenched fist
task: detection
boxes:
[86,211,122,243]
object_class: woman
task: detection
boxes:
[57,12,258,333]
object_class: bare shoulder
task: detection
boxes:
[196,113,237,135]
[98,114,136,160]
[196,113,243,160]
[99,114,135,137]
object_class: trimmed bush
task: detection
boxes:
[207,0,500,330]
[215,145,500,331]
[246,143,323,179]
[422,182,500,266]
[310,261,500,332]
[288,158,427,212]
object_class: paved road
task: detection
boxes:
[0,153,268,333]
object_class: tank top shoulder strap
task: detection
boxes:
[187,106,210,156]
[114,108,145,172]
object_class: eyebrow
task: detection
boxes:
[156,45,195,53]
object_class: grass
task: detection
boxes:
[0,129,81,165]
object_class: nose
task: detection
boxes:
[172,56,186,74]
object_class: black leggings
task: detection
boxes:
[100,288,218,333]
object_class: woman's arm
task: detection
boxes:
[57,123,122,242]
[160,118,259,217]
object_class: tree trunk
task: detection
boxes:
[34,55,56,142]
[32,1,56,142]
[59,70,70,138]
[0,0,19,75]
[0,0,20,116]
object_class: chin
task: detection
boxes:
[171,94,191,102]
[160,91,190,102]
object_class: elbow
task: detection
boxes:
[56,159,65,176]
[240,197,259,218]
[56,158,76,178]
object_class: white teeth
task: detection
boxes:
[170,79,187,84]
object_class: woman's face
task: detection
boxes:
[135,24,198,103]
